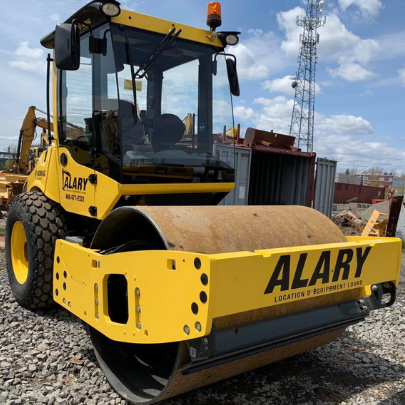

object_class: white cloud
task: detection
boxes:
[277,7,304,57]
[317,15,379,63]
[232,44,269,81]
[316,113,373,135]
[255,96,294,121]
[278,8,367,59]
[327,63,376,82]
[9,42,45,75]
[378,30,405,61]
[234,96,294,134]
[233,95,396,171]
[398,67,405,87]
[213,99,234,132]
[234,96,373,139]
[231,29,290,81]
[315,135,405,172]
[9,60,45,74]
[262,75,322,95]
[14,41,43,60]
[277,8,380,82]
[344,39,380,65]
[234,106,256,122]
[337,0,383,18]
[262,76,295,95]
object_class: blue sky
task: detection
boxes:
[0,0,404,173]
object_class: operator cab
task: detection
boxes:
[42,1,240,189]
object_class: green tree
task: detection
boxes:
[4,158,14,171]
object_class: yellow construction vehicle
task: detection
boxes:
[5,2,401,404]
[15,106,52,175]
[0,105,88,208]
[15,106,85,175]
[0,106,51,208]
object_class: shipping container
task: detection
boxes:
[334,183,385,204]
[215,128,316,207]
[248,146,315,207]
[314,158,337,218]
[214,144,252,205]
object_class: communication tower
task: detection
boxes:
[290,0,326,152]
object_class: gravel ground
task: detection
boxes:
[1,249,405,405]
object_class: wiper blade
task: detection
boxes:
[134,27,182,79]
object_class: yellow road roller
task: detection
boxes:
[6,1,402,403]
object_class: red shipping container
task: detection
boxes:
[334,183,385,204]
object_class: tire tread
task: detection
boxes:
[6,191,67,310]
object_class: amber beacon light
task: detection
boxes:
[207,2,222,30]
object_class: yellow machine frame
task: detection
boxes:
[54,236,401,344]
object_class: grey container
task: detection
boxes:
[314,158,337,218]
[215,144,252,205]
[248,149,315,207]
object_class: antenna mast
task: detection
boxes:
[289,0,326,152]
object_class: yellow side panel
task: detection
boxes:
[26,148,51,196]
[112,9,224,48]
[43,148,61,203]
[210,237,401,318]
[346,235,402,281]
[56,147,96,216]
[54,237,401,345]
[54,241,211,344]
[93,172,123,219]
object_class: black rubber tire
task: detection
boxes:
[5,191,67,310]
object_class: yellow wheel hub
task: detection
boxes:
[11,221,29,284]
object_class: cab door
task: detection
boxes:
[57,31,97,217]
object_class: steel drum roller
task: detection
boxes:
[89,206,359,404]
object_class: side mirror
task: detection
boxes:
[55,23,80,70]
[226,58,240,97]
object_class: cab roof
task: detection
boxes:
[41,0,224,49]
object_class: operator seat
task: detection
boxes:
[119,99,145,152]
[152,114,185,151]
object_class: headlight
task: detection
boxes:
[101,3,121,17]
[226,34,239,45]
